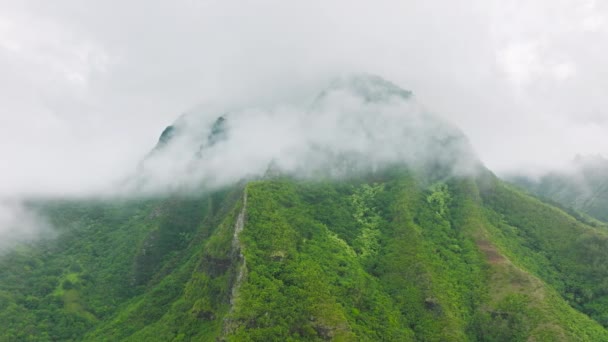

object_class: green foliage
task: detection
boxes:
[226,180,412,341]
[427,182,452,217]
[351,183,383,260]
[2,171,608,341]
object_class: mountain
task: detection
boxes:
[2,76,608,341]
[510,155,608,223]
[129,74,481,195]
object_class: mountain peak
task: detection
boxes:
[317,74,412,103]
[132,75,479,194]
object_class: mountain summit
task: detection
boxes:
[314,74,413,103]
[132,75,480,194]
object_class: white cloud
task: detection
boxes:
[497,41,577,86]
[552,62,576,81]
[0,0,607,195]
[497,41,543,86]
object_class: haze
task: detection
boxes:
[1,0,607,197]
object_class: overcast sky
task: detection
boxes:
[1,0,607,197]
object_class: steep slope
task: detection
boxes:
[219,173,608,341]
[0,189,242,341]
[478,174,608,328]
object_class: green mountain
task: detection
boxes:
[510,155,608,223]
[2,77,608,341]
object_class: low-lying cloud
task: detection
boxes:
[129,75,479,195]
[0,199,54,253]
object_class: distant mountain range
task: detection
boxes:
[510,155,608,223]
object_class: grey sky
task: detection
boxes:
[1,0,607,197]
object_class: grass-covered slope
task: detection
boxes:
[3,170,608,341]
[223,173,608,341]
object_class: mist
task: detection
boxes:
[0,199,54,253]
[128,75,479,195]
[1,1,608,246]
